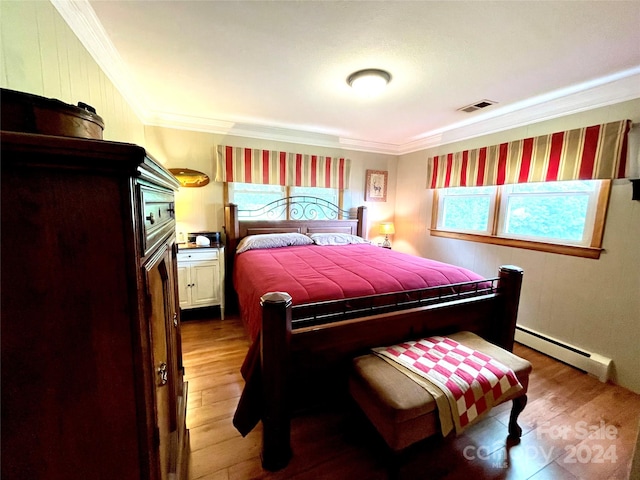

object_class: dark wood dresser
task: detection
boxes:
[1,131,189,479]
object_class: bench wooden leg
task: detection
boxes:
[508,395,527,439]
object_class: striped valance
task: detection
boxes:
[216,145,351,189]
[427,120,631,189]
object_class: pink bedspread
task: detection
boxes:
[234,244,485,340]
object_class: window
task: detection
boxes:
[436,186,496,235]
[227,183,340,220]
[229,183,285,218]
[499,181,601,245]
[432,180,611,259]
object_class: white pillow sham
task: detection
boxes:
[236,232,313,253]
[309,233,370,246]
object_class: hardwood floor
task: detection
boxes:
[181,315,640,480]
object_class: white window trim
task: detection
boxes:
[430,180,611,259]
[435,188,497,236]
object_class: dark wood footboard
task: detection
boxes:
[259,265,524,470]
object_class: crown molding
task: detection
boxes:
[398,67,640,155]
[54,0,640,156]
[145,111,405,154]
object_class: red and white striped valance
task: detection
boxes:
[215,145,351,189]
[427,120,631,189]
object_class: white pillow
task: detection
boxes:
[236,233,313,253]
[309,233,370,246]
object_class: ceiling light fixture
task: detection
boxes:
[347,69,391,97]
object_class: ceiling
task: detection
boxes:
[55,1,640,154]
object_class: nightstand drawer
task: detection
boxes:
[177,250,219,262]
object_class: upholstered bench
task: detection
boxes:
[349,331,532,452]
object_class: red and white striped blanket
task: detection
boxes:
[373,335,522,436]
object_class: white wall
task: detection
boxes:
[396,99,640,393]
[0,0,144,145]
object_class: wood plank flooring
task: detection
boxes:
[181,315,640,480]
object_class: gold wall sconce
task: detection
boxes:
[168,168,210,188]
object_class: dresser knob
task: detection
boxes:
[146,212,155,224]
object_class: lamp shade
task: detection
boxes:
[379,222,395,235]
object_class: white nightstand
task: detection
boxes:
[177,245,225,318]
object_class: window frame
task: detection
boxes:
[430,180,611,259]
[433,185,497,236]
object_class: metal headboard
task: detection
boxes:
[237,196,355,220]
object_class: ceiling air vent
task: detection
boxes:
[458,99,498,113]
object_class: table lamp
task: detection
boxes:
[379,222,395,249]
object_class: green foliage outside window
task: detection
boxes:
[437,180,599,246]
[442,195,491,232]
[505,194,589,241]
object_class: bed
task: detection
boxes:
[234,241,494,342]
[223,196,523,470]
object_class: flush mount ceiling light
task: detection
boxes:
[347,69,391,97]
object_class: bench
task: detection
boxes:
[349,331,532,452]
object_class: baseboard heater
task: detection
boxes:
[515,326,612,383]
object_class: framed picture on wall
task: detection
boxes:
[365,170,388,202]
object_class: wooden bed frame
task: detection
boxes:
[224,197,523,470]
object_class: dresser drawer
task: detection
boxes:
[140,184,175,256]
[177,249,219,263]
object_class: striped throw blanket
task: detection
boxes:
[373,335,522,436]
